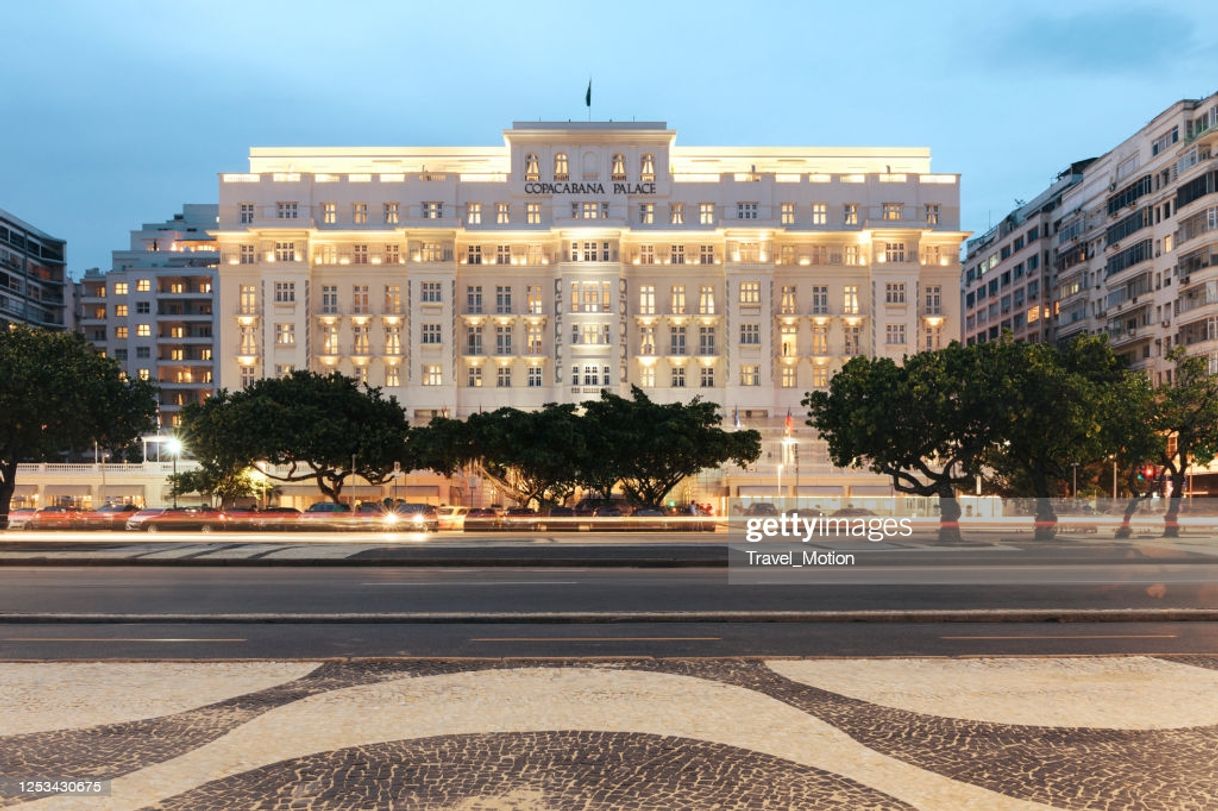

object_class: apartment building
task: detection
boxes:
[1052,92,1218,381]
[77,205,219,426]
[0,207,68,330]
[962,161,1092,345]
[213,121,966,500]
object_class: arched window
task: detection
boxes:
[524,153,540,181]
[554,152,569,181]
[611,153,626,181]
[640,153,655,182]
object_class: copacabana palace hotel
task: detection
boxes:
[214,121,966,504]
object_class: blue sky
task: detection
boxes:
[2,0,1215,275]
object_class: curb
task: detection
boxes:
[2,609,1217,624]
[0,554,727,568]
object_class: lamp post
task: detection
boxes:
[165,436,183,508]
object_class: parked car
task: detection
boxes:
[464,507,503,531]
[297,502,354,530]
[742,502,779,517]
[544,506,577,531]
[221,506,301,531]
[27,506,84,530]
[503,506,539,531]
[632,506,672,531]
[79,503,141,530]
[126,508,166,531]
[131,506,226,533]
[3,507,37,530]
[436,505,468,531]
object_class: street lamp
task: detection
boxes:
[165,436,183,508]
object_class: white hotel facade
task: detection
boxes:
[213,121,965,502]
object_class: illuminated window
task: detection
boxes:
[352,285,369,314]
[639,203,654,224]
[114,304,128,317]
[352,325,370,354]
[670,203,684,224]
[781,325,798,356]
[780,203,795,225]
[671,285,686,315]
[781,365,797,388]
[527,285,542,314]
[812,365,829,388]
[322,202,336,224]
[496,203,510,224]
[384,202,399,224]
[275,322,295,345]
[843,286,859,314]
[739,281,761,304]
[554,153,569,181]
[698,285,715,315]
[882,202,903,221]
[384,285,402,314]
[385,365,400,387]
[639,285,655,315]
[640,364,655,387]
[640,326,656,354]
[526,203,541,224]
[276,364,293,378]
[844,325,861,355]
[611,153,626,180]
[114,326,128,339]
[385,327,402,356]
[780,285,797,314]
[422,201,443,220]
[812,325,828,354]
[352,203,368,224]
[240,325,257,354]
[136,323,151,337]
[467,203,482,225]
[740,365,759,386]
[844,204,859,226]
[136,279,151,293]
[640,153,655,182]
[812,203,827,225]
[525,154,540,181]
[526,323,544,354]
[699,203,715,225]
[321,323,339,355]
[925,204,940,225]
[138,368,150,381]
[114,282,129,296]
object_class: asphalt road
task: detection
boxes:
[1,566,1216,660]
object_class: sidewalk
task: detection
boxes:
[3,655,1217,809]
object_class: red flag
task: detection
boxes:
[785,408,793,437]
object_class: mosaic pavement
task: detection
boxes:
[1,656,1217,809]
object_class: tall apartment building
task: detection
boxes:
[77,205,219,426]
[214,121,965,499]
[1052,92,1218,381]
[0,208,68,330]
[962,161,1092,345]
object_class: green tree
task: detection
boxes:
[1152,348,1218,537]
[804,342,1005,542]
[1099,371,1164,538]
[580,387,761,507]
[0,327,156,526]
[412,404,587,507]
[167,463,278,508]
[178,371,411,503]
[984,336,1126,539]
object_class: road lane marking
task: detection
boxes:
[362,581,579,586]
[941,634,1178,640]
[470,636,721,642]
[1,637,247,643]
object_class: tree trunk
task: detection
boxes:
[937,485,962,544]
[0,459,16,530]
[1163,473,1186,538]
[1116,496,1140,539]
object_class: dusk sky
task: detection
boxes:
[3,0,1216,276]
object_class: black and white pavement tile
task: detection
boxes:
[1,656,1216,809]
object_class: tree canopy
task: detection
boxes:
[177,371,411,502]
[0,326,156,524]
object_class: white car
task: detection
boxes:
[4,508,36,530]
[436,505,469,531]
